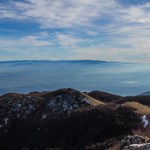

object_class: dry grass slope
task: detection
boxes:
[81,92,104,105]
[122,102,150,115]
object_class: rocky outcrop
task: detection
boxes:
[120,135,150,150]
[123,143,150,150]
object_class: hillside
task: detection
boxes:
[0,88,104,122]
[116,95,150,106]
[1,88,150,150]
[122,102,150,115]
[87,90,122,103]
[0,104,141,150]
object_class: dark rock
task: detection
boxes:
[120,135,150,150]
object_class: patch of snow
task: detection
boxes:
[17,104,22,107]
[83,98,92,105]
[29,104,33,109]
[48,100,55,107]
[0,124,3,128]
[63,101,69,110]
[42,114,47,119]
[73,103,79,108]
[4,118,8,125]
[141,115,149,128]
[69,105,73,110]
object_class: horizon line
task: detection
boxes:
[0,59,132,64]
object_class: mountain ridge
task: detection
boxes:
[1,88,150,150]
[0,59,124,64]
[139,91,150,96]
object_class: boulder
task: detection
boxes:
[123,143,150,150]
[120,135,149,150]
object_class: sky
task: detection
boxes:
[0,0,150,62]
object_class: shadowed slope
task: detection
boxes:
[0,104,141,150]
[87,90,122,103]
[117,95,150,106]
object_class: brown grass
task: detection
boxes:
[81,92,105,105]
[122,102,150,115]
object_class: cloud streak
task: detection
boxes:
[0,32,52,48]
[0,0,119,28]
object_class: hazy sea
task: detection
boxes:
[0,60,150,96]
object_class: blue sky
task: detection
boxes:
[0,0,150,62]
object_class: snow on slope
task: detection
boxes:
[0,88,104,129]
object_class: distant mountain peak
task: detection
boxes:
[0,59,119,64]
[139,91,150,96]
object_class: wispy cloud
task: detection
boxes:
[121,81,138,84]
[1,0,150,62]
[20,33,52,46]
[56,33,92,46]
[116,3,150,24]
[0,32,52,48]
[0,0,119,28]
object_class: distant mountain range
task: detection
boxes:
[0,59,122,64]
[139,91,150,96]
[0,88,150,150]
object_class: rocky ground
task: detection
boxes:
[120,135,150,150]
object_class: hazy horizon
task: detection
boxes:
[0,60,150,96]
[0,59,132,63]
